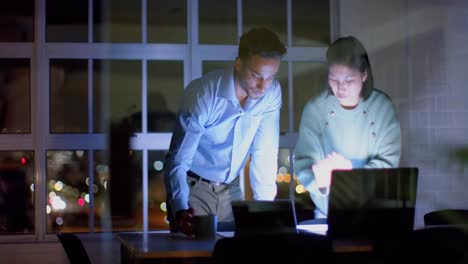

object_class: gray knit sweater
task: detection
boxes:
[293,88,401,216]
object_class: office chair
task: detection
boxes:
[424,209,468,226]
[56,232,91,264]
[406,227,468,264]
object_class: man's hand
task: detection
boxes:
[175,208,195,236]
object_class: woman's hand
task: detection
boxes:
[312,152,352,188]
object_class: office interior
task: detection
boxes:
[0,0,467,263]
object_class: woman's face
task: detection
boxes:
[328,63,367,108]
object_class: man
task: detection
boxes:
[164,28,286,236]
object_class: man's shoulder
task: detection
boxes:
[186,68,229,93]
[262,79,282,99]
[201,68,227,81]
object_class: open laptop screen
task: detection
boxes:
[327,167,419,240]
[231,199,297,237]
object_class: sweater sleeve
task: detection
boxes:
[365,97,401,168]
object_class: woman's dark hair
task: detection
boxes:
[238,27,286,61]
[326,36,374,100]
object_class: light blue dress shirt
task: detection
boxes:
[165,66,282,212]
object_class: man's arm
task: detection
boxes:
[248,84,282,200]
[165,80,209,213]
[249,109,280,200]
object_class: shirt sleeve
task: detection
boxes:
[365,99,401,168]
[293,100,329,214]
[164,79,209,212]
[248,83,282,200]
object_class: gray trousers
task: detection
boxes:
[187,176,244,222]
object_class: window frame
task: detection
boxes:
[0,0,339,242]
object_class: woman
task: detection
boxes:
[293,36,401,218]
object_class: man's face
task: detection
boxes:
[235,54,281,100]
[328,63,367,108]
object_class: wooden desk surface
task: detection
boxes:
[116,231,226,259]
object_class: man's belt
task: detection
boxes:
[187,170,227,186]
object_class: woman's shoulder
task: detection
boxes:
[366,89,397,117]
[301,90,334,119]
[369,88,392,101]
[367,88,395,107]
[305,89,332,108]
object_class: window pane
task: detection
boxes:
[46,151,89,233]
[148,150,168,230]
[276,148,315,222]
[0,151,34,234]
[148,0,187,43]
[275,148,291,200]
[46,0,88,42]
[0,1,34,42]
[0,59,31,133]
[293,171,315,222]
[243,0,286,45]
[292,0,330,46]
[93,60,141,133]
[147,61,182,132]
[94,150,143,232]
[199,0,237,44]
[50,60,88,133]
[93,0,141,43]
[293,62,327,131]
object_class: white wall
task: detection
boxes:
[340,0,468,228]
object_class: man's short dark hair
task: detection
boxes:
[238,28,286,60]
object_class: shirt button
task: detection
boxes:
[325,122,329,127]
[370,121,375,126]
[372,132,376,138]
[330,111,335,117]
[363,111,367,116]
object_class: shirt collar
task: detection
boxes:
[218,66,238,102]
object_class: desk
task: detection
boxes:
[116,225,327,264]
[117,231,227,264]
[117,226,468,264]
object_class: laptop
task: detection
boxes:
[327,167,419,240]
[231,199,298,237]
